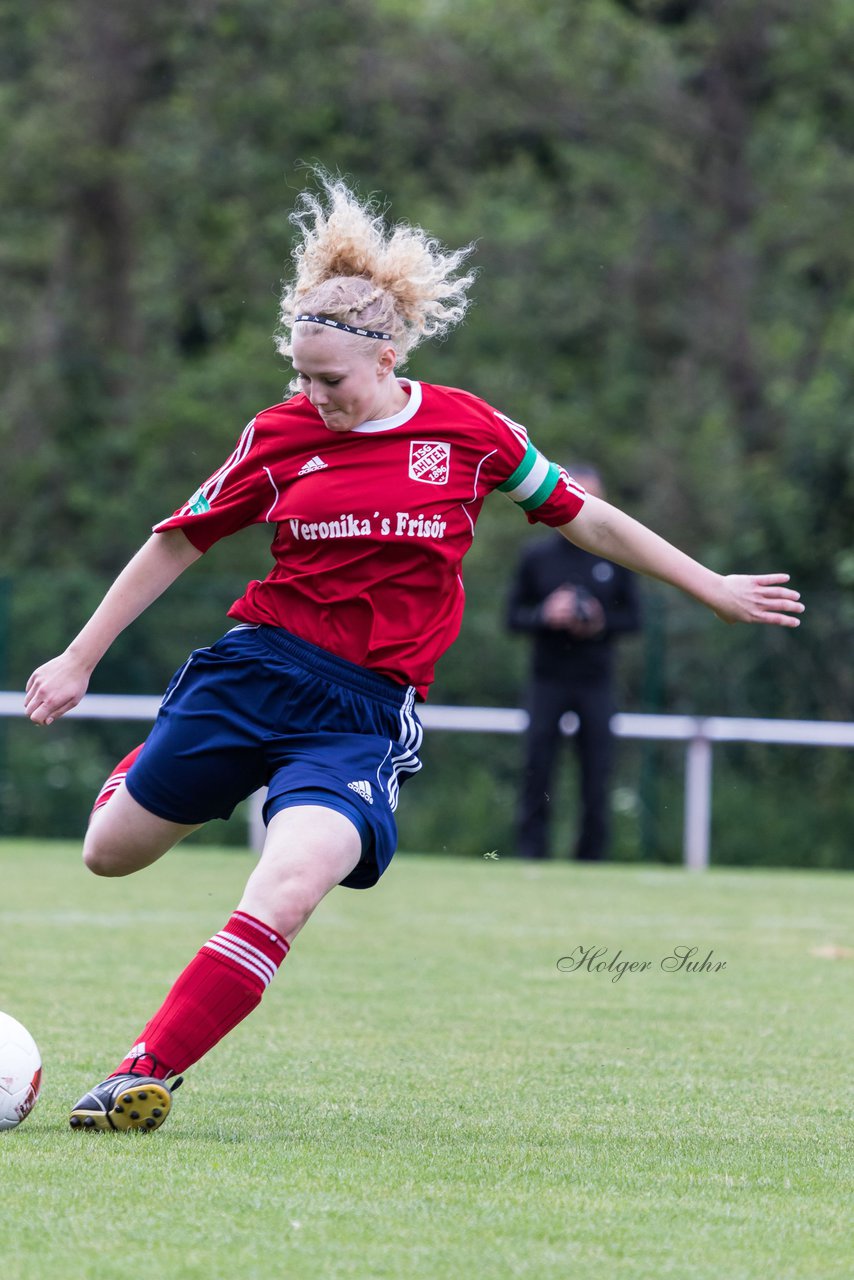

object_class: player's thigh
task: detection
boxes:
[83,783,200,877]
[238,805,362,942]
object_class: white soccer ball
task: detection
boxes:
[0,1012,43,1131]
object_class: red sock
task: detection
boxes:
[112,911,290,1079]
[91,743,146,817]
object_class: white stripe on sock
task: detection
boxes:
[232,913,289,956]
[213,930,279,982]
[204,932,277,987]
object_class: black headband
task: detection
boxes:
[294,314,392,341]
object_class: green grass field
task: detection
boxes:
[0,841,851,1280]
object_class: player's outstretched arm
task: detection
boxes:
[561,495,804,628]
[25,530,203,726]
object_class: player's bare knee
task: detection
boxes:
[81,844,121,877]
[240,875,322,940]
[81,830,127,877]
[270,887,318,938]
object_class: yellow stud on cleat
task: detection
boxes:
[69,1074,182,1132]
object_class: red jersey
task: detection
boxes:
[154,380,585,696]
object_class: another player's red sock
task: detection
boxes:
[90,744,146,817]
[111,911,290,1079]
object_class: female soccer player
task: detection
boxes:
[24,176,804,1132]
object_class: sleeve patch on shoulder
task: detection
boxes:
[186,489,211,515]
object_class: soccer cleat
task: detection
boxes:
[69,1073,183,1132]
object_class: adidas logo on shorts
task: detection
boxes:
[298,455,329,476]
[347,780,373,805]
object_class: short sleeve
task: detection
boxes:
[490,409,586,526]
[152,419,274,552]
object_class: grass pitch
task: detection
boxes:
[0,841,851,1280]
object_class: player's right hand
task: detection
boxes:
[24,651,91,726]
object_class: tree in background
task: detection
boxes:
[1,0,852,857]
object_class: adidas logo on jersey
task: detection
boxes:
[298,455,329,476]
[347,780,373,805]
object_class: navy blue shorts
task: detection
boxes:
[125,625,423,889]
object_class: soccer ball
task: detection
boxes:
[0,1012,42,1131]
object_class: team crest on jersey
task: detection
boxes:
[409,441,451,485]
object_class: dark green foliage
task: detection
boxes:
[1,0,852,861]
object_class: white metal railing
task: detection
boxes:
[2,692,852,869]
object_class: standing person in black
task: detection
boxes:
[507,466,641,861]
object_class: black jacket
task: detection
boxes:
[506,533,641,682]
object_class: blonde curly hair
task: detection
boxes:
[276,173,477,366]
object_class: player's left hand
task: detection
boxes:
[713,574,804,627]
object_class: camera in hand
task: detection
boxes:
[572,585,598,623]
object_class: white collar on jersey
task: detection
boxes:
[350,379,422,434]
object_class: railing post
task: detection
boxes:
[683,726,713,870]
[2,695,853,859]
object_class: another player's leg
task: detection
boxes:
[70,805,361,1131]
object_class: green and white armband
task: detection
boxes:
[497,440,563,512]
